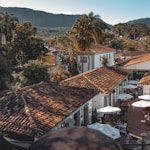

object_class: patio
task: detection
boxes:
[117,102,150,149]
[127,106,150,140]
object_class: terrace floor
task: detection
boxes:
[116,102,150,150]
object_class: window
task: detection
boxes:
[80,56,87,63]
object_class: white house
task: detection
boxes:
[138,73,150,94]
[122,53,150,71]
[60,66,131,111]
[77,43,116,73]
[0,82,98,143]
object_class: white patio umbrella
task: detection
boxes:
[124,84,137,89]
[97,106,121,114]
[138,94,150,101]
[116,93,133,101]
[128,80,138,85]
[87,122,121,139]
[132,100,150,108]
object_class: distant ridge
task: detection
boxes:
[127,18,150,27]
[0,6,149,29]
[0,6,80,28]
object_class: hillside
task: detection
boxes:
[127,18,150,27]
[0,6,150,28]
[0,6,112,28]
[0,6,113,37]
[0,6,80,28]
[0,6,149,37]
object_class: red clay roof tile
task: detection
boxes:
[61,67,130,94]
[77,43,115,54]
[138,73,150,85]
[123,53,150,67]
[0,82,97,138]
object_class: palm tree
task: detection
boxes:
[69,12,107,72]
[0,12,18,44]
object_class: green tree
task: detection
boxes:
[0,46,12,91]
[109,38,124,50]
[54,35,78,75]
[11,22,48,67]
[102,56,108,66]
[112,23,129,37]
[0,12,18,44]
[123,40,138,50]
[112,23,150,40]
[69,12,106,72]
[11,59,50,90]
[50,65,70,83]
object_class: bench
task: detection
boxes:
[129,133,142,140]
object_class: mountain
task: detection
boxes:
[0,6,112,29]
[127,18,150,27]
[0,6,80,28]
[0,6,150,29]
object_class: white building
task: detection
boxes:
[138,73,150,95]
[122,53,150,71]
[61,66,131,111]
[77,43,116,73]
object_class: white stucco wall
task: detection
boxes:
[94,52,115,68]
[51,96,97,131]
[123,61,150,70]
[77,54,92,73]
[77,51,115,73]
[92,93,105,111]
[143,85,150,94]
[91,78,128,111]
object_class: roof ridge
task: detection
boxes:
[20,82,44,90]
[124,53,150,67]
[82,74,106,94]
[61,68,97,83]
[20,94,38,135]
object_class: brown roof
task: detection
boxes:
[115,50,148,58]
[60,67,130,94]
[123,50,148,57]
[0,82,97,138]
[138,73,150,85]
[123,53,150,67]
[115,53,123,58]
[78,43,115,54]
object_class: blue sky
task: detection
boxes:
[0,0,150,25]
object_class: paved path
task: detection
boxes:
[127,105,150,140]
[117,102,150,150]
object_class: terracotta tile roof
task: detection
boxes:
[138,73,150,85]
[115,53,123,58]
[122,50,148,57]
[0,82,97,138]
[60,67,130,94]
[123,53,150,67]
[77,43,115,54]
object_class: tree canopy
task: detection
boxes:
[69,12,107,52]
[69,12,107,72]
[11,22,48,67]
